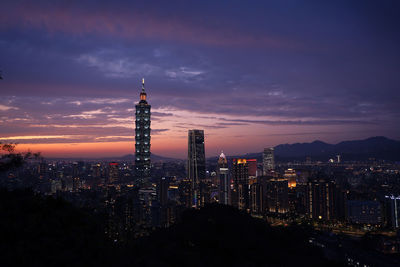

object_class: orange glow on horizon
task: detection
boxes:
[14,138,188,159]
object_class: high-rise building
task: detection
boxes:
[108,162,119,184]
[135,79,151,185]
[266,178,289,214]
[187,129,206,207]
[247,159,257,177]
[250,183,264,214]
[284,168,297,188]
[347,200,382,225]
[385,195,400,229]
[306,180,336,221]
[218,151,230,205]
[158,177,170,207]
[232,158,249,211]
[263,147,275,175]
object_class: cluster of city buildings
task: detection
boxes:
[2,81,400,247]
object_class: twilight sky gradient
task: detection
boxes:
[0,0,399,158]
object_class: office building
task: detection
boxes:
[218,151,230,205]
[263,148,275,175]
[385,195,400,229]
[232,158,249,211]
[108,162,119,184]
[347,200,382,225]
[250,182,264,214]
[307,180,336,221]
[266,178,289,214]
[135,79,151,185]
[247,159,257,177]
[187,129,206,207]
[284,168,297,188]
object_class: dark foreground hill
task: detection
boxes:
[0,189,340,267]
[129,205,340,267]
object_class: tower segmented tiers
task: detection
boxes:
[135,79,151,185]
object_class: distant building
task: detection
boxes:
[250,182,264,214]
[187,129,205,207]
[158,177,170,207]
[263,148,275,175]
[135,79,151,185]
[108,162,119,184]
[284,168,297,188]
[179,179,192,208]
[218,151,230,205]
[266,178,289,214]
[347,200,382,225]
[232,159,249,211]
[307,180,337,221]
[247,159,257,177]
[157,177,170,227]
[385,195,400,229]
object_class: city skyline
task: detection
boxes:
[1,1,400,158]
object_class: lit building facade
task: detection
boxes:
[385,195,400,229]
[263,147,275,175]
[284,168,297,188]
[218,151,230,205]
[232,158,249,211]
[108,162,119,184]
[135,79,151,185]
[266,178,289,214]
[247,159,257,178]
[307,180,336,221]
[347,200,382,225]
[187,129,206,207]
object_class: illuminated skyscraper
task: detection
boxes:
[384,195,400,229]
[263,147,275,175]
[232,158,249,211]
[187,129,205,207]
[306,180,336,220]
[218,151,230,205]
[266,178,289,214]
[135,79,151,185]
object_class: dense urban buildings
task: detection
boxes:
[135,79,151,185]
[187,129,206,207]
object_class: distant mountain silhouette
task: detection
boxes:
[208,136,400,162]
[274,136,400,161]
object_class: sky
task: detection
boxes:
[0,0,399,159]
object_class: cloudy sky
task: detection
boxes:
[0,0,399,158]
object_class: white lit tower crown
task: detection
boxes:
[135,78,151,185]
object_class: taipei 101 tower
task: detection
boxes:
[135,79,151,185]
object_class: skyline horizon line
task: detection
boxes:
[9,135,396,160]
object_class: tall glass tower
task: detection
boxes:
[135,79,151,184]
[187,129,205,207]
[263,147,275,175]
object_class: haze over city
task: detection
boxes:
[1,1,399,158]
